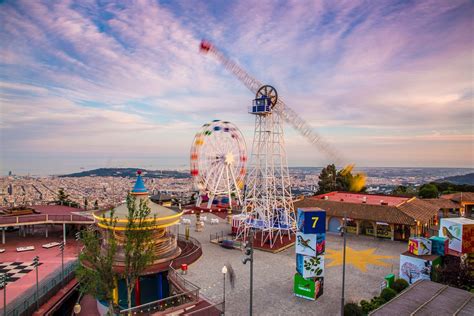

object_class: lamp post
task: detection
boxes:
[59,241,65,286]
[1,273,7,316]
[242,229,254,316]
[33,256,40,310]
[340,214,347,316]
[221,265,228,315]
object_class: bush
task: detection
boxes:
[380,287,397,301]
[344,302,363,316]
[390,278,409,293]
[360,300,373,314]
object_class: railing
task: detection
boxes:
[119,289,200,315]
[0,260,78,316]
[118,264,200,315]
[0,213,94,226]
[171,235,203,270]
[184,301,224,316]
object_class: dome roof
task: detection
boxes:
[94,170,182,230]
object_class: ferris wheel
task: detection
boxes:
[190,120,247,209]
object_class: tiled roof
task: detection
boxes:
[441,192,474,203]
[396,198,441,224]
[423,198,460,209]
[312,191,408,206]
[295,198,416,225]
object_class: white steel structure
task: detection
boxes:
[239,85,296,247]
[190,120,247,209]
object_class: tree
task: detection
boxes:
[391,185,417,197]
[418,183,439,198]
[317,164,337,194]
[76,210,118,314]
[123,194,157,312]
[317,164,365,194]
[434,255,474,292]
[57,188,70,204]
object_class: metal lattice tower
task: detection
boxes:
[236,86,296,248]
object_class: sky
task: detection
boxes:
[0,0,473,175]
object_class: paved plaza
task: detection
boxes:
[0,227,78,309]
[182,213,406,316]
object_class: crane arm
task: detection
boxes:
[200,41,263,94]
[200,40,365,191]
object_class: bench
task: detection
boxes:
[42,242,61,249]
[17,246,35,252]
[210,218,219,225]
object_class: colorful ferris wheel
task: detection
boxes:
[190,120,247,209]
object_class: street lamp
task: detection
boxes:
[73,303,82,314]
[0,273,8,316]
[242,229,254,316]
[59,241,65,286]
[33,256,40,310]
[340,214,347,316]
[221,265,228,315]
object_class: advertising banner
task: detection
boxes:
[293,273,324,301]
[296,254,325,279]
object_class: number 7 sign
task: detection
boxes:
[297,209,326,234]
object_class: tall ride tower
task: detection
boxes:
[237,85,296,248]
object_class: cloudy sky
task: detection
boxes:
[1,0,473,175]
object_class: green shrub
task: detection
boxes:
[390,278,409,293]
[380,287,397,302]
[344,302,363,316]
[360,300,373,314]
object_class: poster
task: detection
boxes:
[297,208,326,234]
[293,273,324,301]
[296,232,326,257]
[296,254,325,278]
[399,253,439,284]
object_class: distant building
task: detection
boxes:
[295,191,470,240]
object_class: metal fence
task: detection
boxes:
[184,301,224,316]
[0,214,94,226]
[1,260,78,316]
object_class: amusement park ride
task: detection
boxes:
[190,120,247,209]
[197,40,365,248]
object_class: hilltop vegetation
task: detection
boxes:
[60,168,190,179]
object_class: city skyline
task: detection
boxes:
[1,0,473,174]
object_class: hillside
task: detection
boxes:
[438,173,474,185]
[60,168,190,179]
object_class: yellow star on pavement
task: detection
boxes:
[325,247,394,272]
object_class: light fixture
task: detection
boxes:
[73,304,81,314]
[222,265,228,274]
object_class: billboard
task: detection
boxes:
[296,232,325,257]
[293,273,324,301]
[408,237,432,256]
[439,217,474,254]
[297,208,326,234]
[296,254,325,279]
[399,253,440,284]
